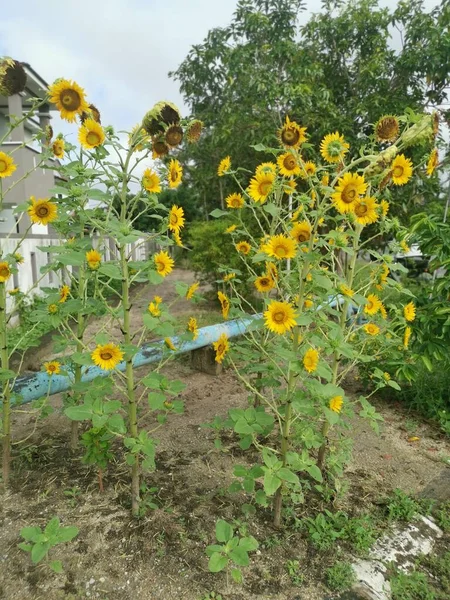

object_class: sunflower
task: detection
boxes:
[304,298,314,309]
[187,316,199,340]
[91,343,124,370]
[186,282,199,300]
[218,291,230,319]
[321,174,330,186]
[165,124,183,148]
[218,156,231,177]
[185,119,203,143]
[86,249,102,270]
[254,275,275,293]
[142,168,161,193]
[49,138,65,160]
[59,284,70,303]
[404,302,416,322]
[300,161,317,178]
[48,304,58,314]
[152,139,170,159]
[226,193,245,209]
[168,159,183,188]
[0,262,11,282]
[339,284,354,297]
[235,241,251,255]
[291,207,303,222]
[380,199,390,217]
[303,348,319,373]
[213,333,229,363]
[256,162,277,176]
[364,323,380,336]
[352,196,379,226]
[129,125,149,151]
[364,293,382,316]
[390,154,413,185]
[403,326,412,349]
[28,197,58,225]
[154,250,174,277]
[248,171,275,203]
[168,205,185,232]
[277,152,301,177]
[78,118,105,150]
[332,173,367,213]
[426,148,438,177]
[265,262,278,280]
[320,132,350,163]
[223,273,235,282]
[400,240,410,253]
[375,115,400,143]
[278,116,307,149]
[142,101,181,135]
[80,103,101,124]
[290,221,312,244]
[48,79,89,122]
[164,337,177,351]
[8,288,20,296]
[283,180,297,195]
[225,224,237,234]
[148,299,161,316]
[0,152,16,178]
[329,395,343,413]
[263,235,297,260]
[13,252,23,264]
[0,58,27,96]
[44,361,61,376]
[264,300,297,335]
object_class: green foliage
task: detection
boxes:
[285,559,304,586]
[80,428,114,471]
[386,489,423,522]
[18,517,79,573]
[304,510,378,554]
[435,502,450,532]
[325,561,356,592]
[391,571,436,600]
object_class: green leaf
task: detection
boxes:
[277,468,300,485]
[56,526,79,543]
[44,517,60,537]
[234,419,254,435]
[98,263,122,280]
[20,527,41,541]
[307,464,323,482]
[239,536,259,551]
[148,392,166,410]
[231,568,243,583]
[208,552,228,572]
[216,519,233,543]
[107,413,126,434]
[229,547,249,566]
[64,405,94,421]
[263,203,278,216]
[0,368,16,381]
[263,472,281,496]
[387,379,402,391]
[324,407,340,426]
[50,560,63,573]
[31,541,51,564]
[210,209,229,218]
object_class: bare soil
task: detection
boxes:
[1,270,449,600]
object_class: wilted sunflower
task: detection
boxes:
[263,234,297,260]
[168,159,183,188]
[185,119,203,143]
[320,132,350,163]
[142,101,181,135]
[235,241,251,255]
[152,138,170,158]
[254,275,275,293]
[277,152,301,177]
[49,79,89,123]
[44,361,61,376]
[0,262,11,282]
[0,58,26,96]
[168,205,185,232]
[213,333,229,363]
[0,151,16,178]
[218,156,231,177]
[332,172,367,214]
[278,116,307,149]
[86,249,102,270]
[426,148,438,177]
[154,250,174,277]
[256,162,277,176]
[265,262,278,280]
[165,124,183,148]
[303,348,319,373]
[142,168,161,193]
[248,171,275,203]
[404,302,416,322]
[28,197,58,225]
[264,300,297,335]
[364,293,382,316]
[290,220,312,244]
[364,323,380,336]
[352,196,379,226]
[59,284,70,303]
[91,343,124,370]
[375,115,399,143]
[78,118,105,149]
[329,396,343,413]
[186,282,199,300]
[187,316,199,340]
[52,138,65,159]
[217,291,230,319]
[226,193,244,209]
[300,161,317,179]
[390,154,413,185]
[80,103,101,124]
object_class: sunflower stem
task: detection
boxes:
[0,282,11,487]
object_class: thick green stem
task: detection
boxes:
[0,283,11,486]
[71,254,86,451]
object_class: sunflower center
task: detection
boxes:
[100,351,113,361]
[275,245,287,257]
[260,278,270,287]
[166,129,183,146]
[354,204,368,217]
[342,184,358,204]
[170,214,179,225]
[259,181,272,195]
[170,168,178,181]
[217,343,225,354]
[48,365,57,372]
[86,131,101,146]
[273,311,286,323]
[0,160,6,172]
[283,156,296,170]
[393,165,404,178]
[367,301,374,310]
[282,128,300,146]
[36,205,49,217]
[61,89,81,111]
[0,266,10,277]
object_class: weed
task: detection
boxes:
[139,483,159,516]
[343,515,378,555]
[286,559,304,586]
[261,534,283,549]
[391,571,436,600]
[387,489,422,522]
[63,487,82,508]
[325,561,356,591]
[434,502,450,532]
[304,510,348,550]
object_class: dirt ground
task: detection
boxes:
[1,270,449,600]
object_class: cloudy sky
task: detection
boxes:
[0,0,441,141]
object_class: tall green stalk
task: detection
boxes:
[0,282,11,486]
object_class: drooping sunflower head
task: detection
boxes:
[277,152,301,177]
[320,132,350,164]
[48,78,89,123]
[263,234,297,260]
[218,156,231,177]
[44,361,61,376]
[78,118,105,150]
[254,275,275,293]
[86,249,102,270]
[218,291,230,319]
[226,193,245,209]
[185,119,203,143]
[332,172,367,214]
[152,138,170,159]
[265,262,278,280]
[278,116,307,149]
[0,262,11,282]
[375,115,400,143]
[168,159,183,189]
[432,111,439,138]
[248,171,275,204]
[404,302,416,322]
[303,348,319,373]
[142,168,161,194]
[28,197,58,225]
[164,337,177,351]
[165,124,184,148]
[80,103,101,125]
[148,300,161,317]
[235,241,251,255]
[91,343,124,371]
[426,148,438,177]
[0,151,17,178]
[52,138,65,159]
[44,124,54,145]
[0,58,27,96]
[213,333,229,363]
[390,154,413,186]
[352,196,379,226]
[154,250,174,277]
[142,101,181,135]
[186,282,199,300]
[290,220,312,244]
[264,300,297,335]
[169,205,185,232]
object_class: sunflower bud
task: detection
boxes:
[0,58,27,96]
[142,101,181,136]
[44,124,54,144]
[186,119,203,143]
[401,114,433,148]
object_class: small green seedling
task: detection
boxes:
[286,559,304,586]
[206,519,258,586]
[19,517,79,572]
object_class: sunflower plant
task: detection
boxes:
[210,111,438,527]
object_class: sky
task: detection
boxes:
[0,0,442,142]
